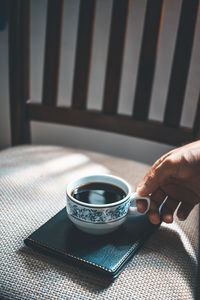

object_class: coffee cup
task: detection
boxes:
[66,174,150,235]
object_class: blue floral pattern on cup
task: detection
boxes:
[67,199,130,223]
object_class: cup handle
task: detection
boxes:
[128,192,150,215]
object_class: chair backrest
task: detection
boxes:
[9,0,200,147]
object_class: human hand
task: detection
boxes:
[136,140,200,224]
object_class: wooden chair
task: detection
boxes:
[9,0,200,147]
[1,0,199,299]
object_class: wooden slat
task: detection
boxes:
[133,0,164,120]
[71,0,96,109]
[164,0,199,127]
[42,0,64,106]
[193,93,200,139]
[9,0,31,145]
[27,102,193,146]
[102,0,129,114]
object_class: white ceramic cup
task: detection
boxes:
[66,174,150,235]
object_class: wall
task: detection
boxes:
[0,0,200,165]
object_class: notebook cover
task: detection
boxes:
[24,208,160,278]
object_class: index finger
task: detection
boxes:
[136,159,177,196]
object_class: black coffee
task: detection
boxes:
[71,182,126,205]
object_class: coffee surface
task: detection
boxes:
[71,182,126,205]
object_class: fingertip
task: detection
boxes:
[135,199,147,213]
[136,180,158,196]
[136,184,148,196]
[177,203,194,221]
[163,214,173,223]
[177,212,186,221]
[148,212,160,225]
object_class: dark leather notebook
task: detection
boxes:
[24,208,159,278]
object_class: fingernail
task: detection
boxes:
[136,185,146,194]
[164,214,173,223]
[136,185,145,191]
[136,204,146,213]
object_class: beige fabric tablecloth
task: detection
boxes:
[0,145,199,299]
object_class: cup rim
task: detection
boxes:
[66,174,131,208]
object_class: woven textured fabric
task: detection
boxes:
[0,145,199,300]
